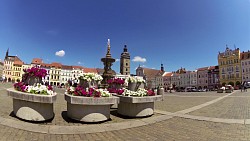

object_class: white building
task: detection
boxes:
[171,73,180,88]
[136,64,165,89]
[72,66,84,83]
[197,67,209,89]
[241,51,250,82]
[163,72,172,91]
[179,71,191,88]
[60,65,73,86]
[190,70,198,87]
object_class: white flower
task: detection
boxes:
[79,73,103,82]
[96,88,111,97]
[26,86,33,93]
[122,88,147,97]
[125,76,145,83]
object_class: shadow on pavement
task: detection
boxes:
[9,111,54,124]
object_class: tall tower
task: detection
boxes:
[161,63,164,72]
[120,45,130,75]
[5,48,9,60]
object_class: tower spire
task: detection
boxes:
[5,48,9,59]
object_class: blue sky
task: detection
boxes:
[0,0,250,74]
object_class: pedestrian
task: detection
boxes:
[241,84,244,92]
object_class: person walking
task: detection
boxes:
[241,83,244,92]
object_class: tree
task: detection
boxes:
[236,81,241,86]
[228,82,234,86]
[222,82,226,86]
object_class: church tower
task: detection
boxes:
[5,48,9,60]
[120,45,130,75]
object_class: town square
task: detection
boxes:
[1,0,250,140]
[1,82,250,140]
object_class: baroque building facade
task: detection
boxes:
[241,50,250,82]
[218,46,241,86]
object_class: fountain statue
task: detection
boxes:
[101,39,115,88]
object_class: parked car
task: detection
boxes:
[185,87,196,92]
[244,81,250,88]
[225,85,234,93]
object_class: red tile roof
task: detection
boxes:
[72,66,84,70]
[62,65,72,70]
[197,67,209,71]
[31,58,43,64]
[83,67,98,73]
[51,62,62,68]
[13,56,24,66]
[141,67,160,79]
[241,51,250,60]
[163,72,172,77]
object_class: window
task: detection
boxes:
[242,62,244,66]
[236,66,239,72]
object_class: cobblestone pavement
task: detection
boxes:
[165,92,228,97]
[2,83,250,140]
[190,91,250,119]
[155,96,218,113]
[1,117,250,141]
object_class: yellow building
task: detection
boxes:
[218,46,241,86]
[12,59,24,82]
[3,49,24,82]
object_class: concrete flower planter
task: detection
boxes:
[117,95,163,117]
[7,88,56,121]
[128,82,144,91]
[65,93,119,122]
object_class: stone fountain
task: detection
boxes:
[101,39,115,88]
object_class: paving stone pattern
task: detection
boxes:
[1,118,250,141]
[190,91,250,119]
[155,96,218,113]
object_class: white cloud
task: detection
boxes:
[55,50,65,57]
[132,56,146,63]
[115,59,120,62]
[77,61,82,65]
